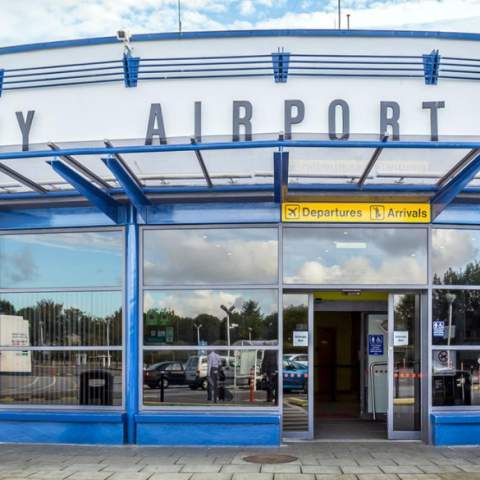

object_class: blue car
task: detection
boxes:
[283,360,308,393]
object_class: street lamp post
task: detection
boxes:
[445,293,456,369]
[193,322,203,345]
[220,304,236,359]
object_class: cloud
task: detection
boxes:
[143,229,278,285]
[1,0,480,47]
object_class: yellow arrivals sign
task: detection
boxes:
[282,202,431,223]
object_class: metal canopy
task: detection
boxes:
[0,134,479,222]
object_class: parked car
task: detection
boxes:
[143,361,186,389]
[185,355,235,390]
[283,353,308,367]
[283,360,308,393]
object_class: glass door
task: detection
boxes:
[388,293,422,439]
[282,293,313,439]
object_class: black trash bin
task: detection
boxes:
[79,370,113,406]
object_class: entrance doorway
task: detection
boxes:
[282,291,424,441]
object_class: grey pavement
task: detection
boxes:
[0,442,480,479]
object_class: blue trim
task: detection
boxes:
[3,29,480,55]
[135,413,281,446]
[431,413,480,446]
[125,214,139,444]
[1,139,480,162]
[103,156,150,220]
[273,151,289,202]
[0,69,4,97]
[423,49,441,84]
[272,52,290,83]
[122,53,140,87]
[431,152,480,219]
[0,411,124,422]
[48,160,120,223]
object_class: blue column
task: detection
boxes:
[125,206,139,444]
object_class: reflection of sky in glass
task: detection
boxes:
[432,229,480,284]
[144,228,278,285]
[0,231,122,288]
[144,289,277,319]
[283,227,427,285]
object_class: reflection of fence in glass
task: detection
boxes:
[0,350,122,406]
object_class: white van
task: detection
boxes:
[185,355,235,390]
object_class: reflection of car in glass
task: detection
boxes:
[433,369,473,406]
[144,361,186,389]
[283,353,308,367]
[185,355,235,390]
[283,360,308,393]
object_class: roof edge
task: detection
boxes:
[1,28,480,55]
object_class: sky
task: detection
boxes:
[0,0,480,48]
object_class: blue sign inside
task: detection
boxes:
[433,320,445,338]
[368,334,384,356]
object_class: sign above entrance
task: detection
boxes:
[282,202,431,223]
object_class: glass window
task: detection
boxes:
[282,294,309,433]
[143,228,278,286]
[0,350,122,406]
[0,231,122,288]
[143,349,278,407]
[432,290,480,345]
[433,229,480,285]
[0,292,122,347]
[283,227,427,285]
[143,289,278,346]
[432,350,480,406]
[393,294,421,431]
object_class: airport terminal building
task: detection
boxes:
[0,28,480,446]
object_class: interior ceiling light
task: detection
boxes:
[335,241,367,249]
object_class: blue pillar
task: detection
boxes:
[125,206,139,444]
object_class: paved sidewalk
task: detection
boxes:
[0,442,480,479]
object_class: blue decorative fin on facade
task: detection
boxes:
[272,51,290,83]
[122,53,140,87]
[0,69,4,97]
[423,49,440,85]
[273,151,289,202]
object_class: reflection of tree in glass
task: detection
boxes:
[144,299,277,346]
[434,260,480,285]
[0,299,122,346]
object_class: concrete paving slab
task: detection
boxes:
[221,464,261,473]
[149,475,192,480]
[260,465,301,474]
[190,474,233,480]
[341,466,382,474]
[181,465,222,473]
[232,475,273,480]
[300,466,341,474]
[380,466,423,474]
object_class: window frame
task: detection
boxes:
[0,226,125,411]
[139,224,281,412]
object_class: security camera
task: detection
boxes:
[116,30,131,42]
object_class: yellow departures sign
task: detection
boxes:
[282,202,431,223]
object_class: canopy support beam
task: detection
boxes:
[191,138,213,187]
[104,140,143,188]
[48,159,120,223]
[103,156,150,221]
[0,162,47,193]
[431,152,480,219]
[358,135,388,188]
[48,142,111,190]
[437,148,480,188]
